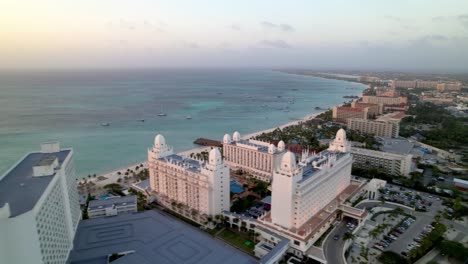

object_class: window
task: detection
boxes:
[294,240,300,246]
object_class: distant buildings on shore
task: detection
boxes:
[148,134,229,224]
[390,80,462,92]
[346,112,404,138]
[0,142,81,264]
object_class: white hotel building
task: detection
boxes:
[254,129,366,259]
[222,131,287,182]
[0,142,81,264]
[148,134,229,223]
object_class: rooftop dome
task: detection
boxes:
[335,128,347,143]
[280,151,296,173]
[209,148,222,165]
[155,134,166,147]
[268,144,277,154]
[277,140,286,151]
[233,131,241,142]
[223,134,232,144]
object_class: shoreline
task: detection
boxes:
[79,73,366,190]
[80,110,329,189]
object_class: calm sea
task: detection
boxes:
[0,69,365,178]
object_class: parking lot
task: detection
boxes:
[386,214,435,255]
[381,184,434,212]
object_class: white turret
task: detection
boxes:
[328,128,351,153]
[155,134,166,149]
[233,131,241,142]
[277,140,286,152]
[223,134,232,144]
[208,148,223,166]
[279,151,296,174]
[148,134,173,159]
[268,144,277,154]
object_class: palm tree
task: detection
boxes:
[343,232,356,241]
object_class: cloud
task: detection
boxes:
[228,24,241,31]
[181,41,199,49]
[432,14,468,29]
[260,21,294,32]
[260,39,292,48]
[410,34,449,46]
[384,15,403,22]
[458,14,468,29]
[279,24,294,32]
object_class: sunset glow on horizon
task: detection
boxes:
[1,0,468,71]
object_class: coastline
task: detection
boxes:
[79,111,328,190]
[79,72,366,191]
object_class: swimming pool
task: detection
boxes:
[230,179,244,194]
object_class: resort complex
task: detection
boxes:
[0,74,466,264]
[222,131,287,182]
[251,129,367,261]
[148,134,230,224]
[0,143,81,264]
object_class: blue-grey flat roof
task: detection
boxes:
[0,150,71,217]
[67,210,258,264]
[159,154,204,173]
[88,195,137,211]
[133,179,149,190]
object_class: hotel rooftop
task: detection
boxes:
[67,210,257,264]
[0,148,71,217]
[158,153,205,173]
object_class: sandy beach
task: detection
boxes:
[78,110,326,194]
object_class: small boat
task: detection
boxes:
[157,105,167,116]
[283,110,290,112]
[186,116,192,120]
[101,122,110,126]
[138,119,145,122]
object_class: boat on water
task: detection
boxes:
[186,116,192,120]
[343,95,359,99]
[138,119,145,122]
[157,105,167,116]
[101,123,110,126]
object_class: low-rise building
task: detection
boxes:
[350,147,413,176]
[347,118,400,138]
[362,95,408,106]
[437,82,462,92]
[332,106,368,123]
[0,142,81,264]
[351,101,383,116]
[87,196,137,218]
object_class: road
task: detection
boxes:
[322,220,350,264]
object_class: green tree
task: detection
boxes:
[438,240,468,261]
[377,251,408,264]
[342,232,356,241]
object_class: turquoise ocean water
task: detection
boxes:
[0,69,365,178]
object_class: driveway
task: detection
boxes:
[323,221,349,264]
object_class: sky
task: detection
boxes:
[1,0,468,72]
